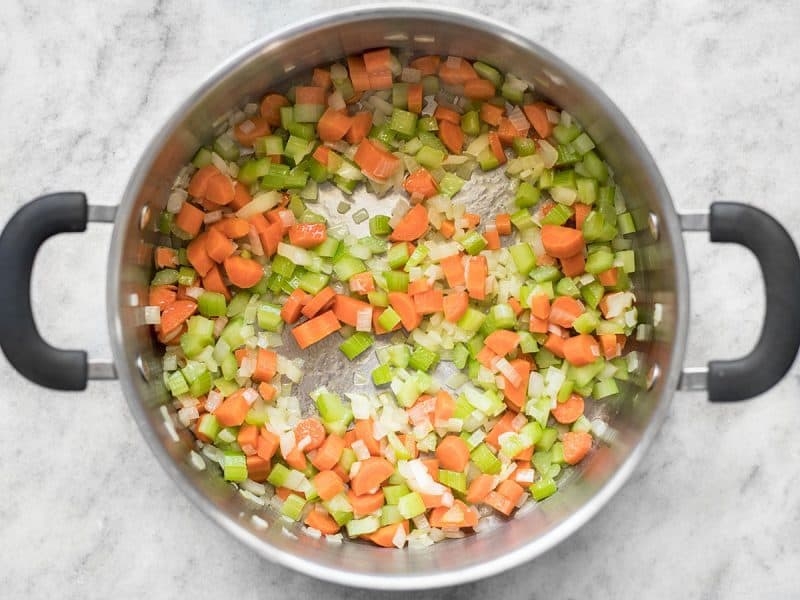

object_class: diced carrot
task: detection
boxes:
[412,289,443,315]
[560,252,586,278]
[429,500,479,528]
[257,428,280,461]
[541,224,585,259]
[463,213,481,228]
[508,297,523,317]
[463,78,496,100]
[530,315,549,333]
[260,93,290,126]
[543,332,566,358]
[295,418,327,452]
[354,419,382,456]
[484,490,515,516]
[484,227,501,250]
[562,431,593,465]
[363,48,392,74]
[598,267,620,287]
[350,457,394,496]
[291,310,341,349]
[407,83,423,114]
[365,521,409,548]
[205,173,235,206]
[403,168,438,200]
[433,106,461,125]
[304,507,341,535]
[223,255,264,289]
[348,271,375,295]
[599,333,622,359]
[174,202,205,238]
[496,117,521,146]
[311,433,345,471]
[523,102,554,139]
[187,164,221,198]
[529,294,549,321]
[288,222,327,248]
[435,435,470,472]
[214,389,249,427]
[494,479,525,514]
[313,470,344,501]
[333,294,372,328]
[252,348,277,382]
[354,138,401,182]
[484,330,520,356]
[300,286,335,320]
[154,247,177,269]
[485,411,516,450]
[149,285,176,311]
[258,220,283,257]
[563,334,601,366]
[421,458,439,481]
[234,115,271,147]
[159,300,197,334]
[281,288,310,324]
[258,382,277,402]
[409,55,441,76]
[347,55,370,92]
[312,145,331,166]
[466,473,496,504]
[439,220,455,239]
[284,445,307,471]
[537,253,557,267]
[476,346,498,370]
[573,202,591,231]
[488,131,507,164]
[348,488,386,517]
[438,120,464,154]
[317,108,352,142]
[312,67,332,90]
[274,487,293,501]
[237,424,259,456]
[294,85,326,105]
[205,226,236,263]
[438,56,479,85]
[549,296,585,328]
[388,291,422,331]
[551,393,585,424]
[246,455,271,482]
[229,182,252,211]
[503,359,530,411]
[218,217,250,239]
[480,102,504,126]
[440,254,465,288]
[495,213,512,236]
[345,111,373,144]
[466,255,487,300]
[433,390,455,424]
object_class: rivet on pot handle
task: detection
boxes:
[679,202,800,401]
[0,192,118,390]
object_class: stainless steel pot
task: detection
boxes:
[1,6,799,590]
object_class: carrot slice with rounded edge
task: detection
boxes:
[185,233,213,277]
[159,300,197,334]
[438,120,465,154]
[463,78,496,100]
[484,330,520,356]
[552,393,585,424]
[560,252,586,278]
[188,164,221,198]
[223,255,264,289]
[365,521,409,548]
[302,287,337,319]
[205,226,236,263]
[409,55,441,76]
[563,334,601,366]
[433,106,461,125]
[354,138,401,181]
[574,202,591,231]
[234,115,270,147]
[348,488,386,517]
[154,247,177,269]
[541,224,585,259]
[219,217,251,239]
[433,390,455,424]
[304,508,341,535]
[311,434,345,471]
[350,457,394,496]
[438,56,478,85]
[294,86,326,105]
[317,108,352,142]
[174,202,205,238]
[288,222,327,248]
[388,291,422,331]
[294,418,326,451]
[205,173,235,206]
[347,55,370,93]
[260,93,290,126]
[229,182,252,211]
[549,296,585,328]
[149,285,176,311]
[442,290,469,323]
[503,359,530,411]
[333,294,372,327]
[403,168,438,200]
[435,435,470,472]
[480,102,504,126]
[313,470,344,501]
[407,83,423,114]
[354,419,381,456]
[202,265,230,300]
[562,431,593,465]
[523,102,554,139]
[466,473,496,504]
[312,68,332,90]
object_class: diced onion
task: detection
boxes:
[143,306,161,325]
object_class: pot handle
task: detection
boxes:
[680,202,800,401]
[0,192,117,390]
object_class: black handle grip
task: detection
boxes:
[707,202,800,401]
[0,193,89,390]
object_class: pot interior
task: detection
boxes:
[108,7,688,589]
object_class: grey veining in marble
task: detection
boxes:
[1,0,799,598]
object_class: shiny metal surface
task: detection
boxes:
[106,6,689,589]
[679,210,711,232]
[87,359,118,380]
[678,367,709,391]
[87,204,118,223]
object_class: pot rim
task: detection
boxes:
[107,4,690,590]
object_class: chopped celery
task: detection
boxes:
[512,136,537,157]
[383,484,411,506]
[509,242,536,275]
[166,370,189,396]
[339,332,374,360]
[408,346,439,372]
[461,230,488,255]
[281,493,307,521]
[222,451,248,482]
[471,443,502,475]
[404,244,429,270]
[191,147,213,168]
[515,181,540,208]
[461,110,481,136]
[397,492,426,519]
[555,277,580,298]
[438,173,465,198]
[457,308,486,332]
[510,209,535,230]
[438,469,467,493]
[369,215,392,237]
[541,203,573,226]
[298,271,330,295]
[333,255,367,281]
[378,307,402,331]
[531,478,557,501]
[387,243,411,269]
[152,268,179,286]
[389,108,418,139]
[535,427,558,451]
[257,302,283,332]
[384,270,409,292]
[346,516,380,537]
[371,363,394,386]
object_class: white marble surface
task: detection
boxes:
[1,0,799,597]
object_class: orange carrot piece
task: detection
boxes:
[413,288,444,315]
[409,55,441,76]
[438,120,465,154]
[407,83,423,114]
[258,220,283,257]
[345,111,373,145]
[313,470,345,501]
[495,213,512,236]
[159,300,197,334]
[260,93,290,126]
[149,285,177,311]
[312,145,331,166]
[284,445,307,471]
[302,286,337,319]
[495,479,525,512]
[531,293,550,320]
[463,213,481,228]
[485,411,516,450]
[440,254,465,287]
[466,255,487,300]
[237,424,259,456]
[598,267,620,287]
[543,332,566,358]
[312,67,332,90]
[347,55,371,93]
[541,224,585,259]
[187,164,221,198]
[223,255,264,289]
[484,227,501,250]
[523,102,554,139]
[503,359,530,411]
[311,433,346,471]
[562,431,593,465]
[185,234,213,278]
[388,291,422,331]
[476,346,498,370]
[205,173,235,206]
[175,202,205,238]
[421,458,439,482]
[218,217,251,239]
[484,490,516,516]
[480,102,504,126]
[258,382,277,402]
[508,297,523,317]
[154,247,177,269]
[332,294,372,328]
[563,334,600,366]
[257,428,280,462]
[365,521,409,548]
[234,115,271,147]
[429,500,479,528]
[433,106,461,125]
[549,296,585,328]
[488,131,507,164]
[252,348,277,382]
[599,333,622,359]
[466,473,496,504]
[439,220,455,239]
[438,56,479,85]
[244,455,271,482]
[348,271,375,295]
[552,393,585,424]
[436,435,470,472]
[496,117,521,145]
[354,138,401,181]
[560,252,586,278]
[348,488,386,517]
[403,168,438,200]
[291,310,341,349]
[463,78,496,100]
[484,330,520,356]
[288,222,327,248]
[304,508,341,535]
[407,278,431,297]
[433,389,455,423]
[354,419,382,456]
[350,457,394,496]
[281,288,310,324]
[205,226,236,263]
[214,390,249,427]
[294,86,326,105]
[389,204,429,242]
[229,182,252,211]
[363,48,392,74]
[573,202,591,231]
[317,108,352,142]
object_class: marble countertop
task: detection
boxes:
[2,0,799,597]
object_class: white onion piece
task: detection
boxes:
[143,306,161,325]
